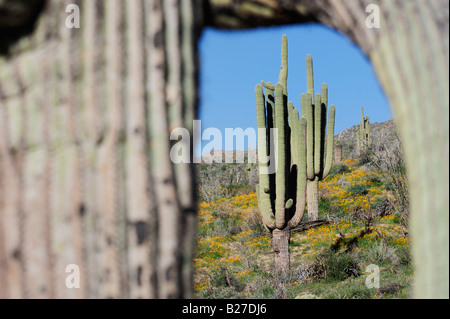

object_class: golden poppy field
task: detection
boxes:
[193,159,412,299]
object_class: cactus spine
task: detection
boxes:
[255,35,307,274]
[357,107,370,153]
[302,55,336,221]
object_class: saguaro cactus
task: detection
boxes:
[357,107,370,153]
[255,35,307,275]
[301,55,336,221]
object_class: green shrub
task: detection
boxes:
[318,197,340,219]
[368,174,383,187]
[384,181,395,191]
[243,209,266,235]
[395,246,412,266]
[360,241,398,265]
[321,280,373,299]
[197,220,215,237]
[371,196,393,216]
[315,249,360,282]
[213,215,241,236]
[347,184,369,196]
[318,197,332,212]
[329,163,349,178]
[210,267,245,291]
[196,162,251,202]
[357,151,372,165]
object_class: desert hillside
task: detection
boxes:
[194,119,411,299]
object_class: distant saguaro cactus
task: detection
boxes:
[255,35,307,275]
[301,55,336,221]
[357,107,370,153]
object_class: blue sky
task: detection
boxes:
[195,24,391,157]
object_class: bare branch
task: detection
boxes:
[291,219,329,233]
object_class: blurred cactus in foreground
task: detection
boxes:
[0,0,200,299]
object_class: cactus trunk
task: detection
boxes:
[307,178,319,221]
[272,228,291,275]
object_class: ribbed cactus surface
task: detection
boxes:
[255,35,307,273]
[301,55,336,221]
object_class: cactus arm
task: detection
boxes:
[322,104,336,179]
[320,83,328,177]
[288,100,295,112]
[290,106,299,167]
[288,101,296,164]
[266,87,275,128]
[288,116,307,228]
[274,83,286,229]
[255,84,267,154]
[255,84,276,229]
[303,93,315,180]
[256,184,275,230]
[299,94,306,119]
[285,199,293,209]
[262,80,276,145]
[279,34,288,95]
[265,86,275,157]
[266,87,275,120]
[321,83,328,108]
[306,54,314,97]
[261,80,275,90]
[287,103,299,216]
[314,93,322,176]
